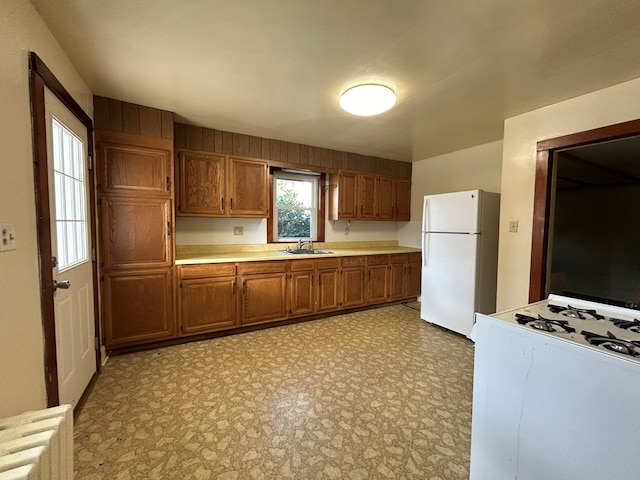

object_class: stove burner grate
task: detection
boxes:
[548,304,604,320]
[610,318,640,334]
[581,330,640,357]
[516,313,576,333]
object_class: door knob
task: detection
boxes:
[53,280,71,291]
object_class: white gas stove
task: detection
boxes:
[491,294,640,360]
[470,295,640,480]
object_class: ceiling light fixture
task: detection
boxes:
[339,83,397,116]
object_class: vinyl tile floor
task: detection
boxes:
[74,304,475,479]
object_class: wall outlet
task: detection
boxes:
[233,226,243,236]
[509,220,519,233]
[344,227,350,235]
[0,223,16,251]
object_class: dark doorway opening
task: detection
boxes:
[530,118,640,304]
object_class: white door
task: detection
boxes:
[45,88,96,408]
[421,232,479,337]
[422,190,481,233]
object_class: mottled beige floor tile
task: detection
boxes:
[75,304,474,479]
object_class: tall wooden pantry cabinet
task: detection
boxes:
[94,97,177,349]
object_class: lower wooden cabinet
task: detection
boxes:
[367,255,390,304]
[178,264,238,335]
[103,268,175,348]
[389,254,408,301]
[170,253,421,348]
[406,253,422,298]
[239,262,288,325]
[341,257,366,308]
[317,258,341,312]
[289,260,315,317]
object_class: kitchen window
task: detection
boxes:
[271,170,322,242]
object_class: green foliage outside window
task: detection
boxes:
[276,179,312,238]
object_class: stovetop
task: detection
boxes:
[491,294,640,362]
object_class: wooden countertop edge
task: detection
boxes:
[175,247,421,265]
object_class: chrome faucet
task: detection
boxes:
[297,239,313,250]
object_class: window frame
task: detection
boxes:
[268,169,326,243]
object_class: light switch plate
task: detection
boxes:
[233,226,243,236]
[0,223,16,251]
[509,220,519,233]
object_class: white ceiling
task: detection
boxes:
[30,0,640,162]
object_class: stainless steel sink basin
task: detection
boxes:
[281,249,332,255]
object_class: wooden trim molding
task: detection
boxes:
[530,117,640,302]
[29,52,100,407]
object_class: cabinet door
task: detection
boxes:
[377,176,395,220]
[342,258,366,308]
[98,143,171,197]
[101,197,172,270]
[241,272,287,324]
[317,268,340,312]
[176,150,226,216]
[395,178,411,221]
[103,269,175,348]
[367,264,389,304]
[358,174,377,219]
[406,253,422,298]
[389,255,408,301]
[329,171,358,220]
[228,156,268,217]
[289,270,315,317]
[179,276,237,334]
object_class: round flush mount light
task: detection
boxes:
[339,83,397,116]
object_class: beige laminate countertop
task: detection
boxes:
[175,242,421,265]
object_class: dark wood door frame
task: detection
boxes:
[529,118,640,302]
[29,52,100,406]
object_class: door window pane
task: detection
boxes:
[52,117,87,271]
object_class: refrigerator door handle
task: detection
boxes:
[422,233,429,267]
[422,197,430,232]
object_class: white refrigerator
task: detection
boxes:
[420,190,500,338]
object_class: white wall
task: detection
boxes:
[497,77,640,311]
[398,140,503,248]
[0,0,93,417]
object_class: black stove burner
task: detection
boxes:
[610,318,640,334]
[516,313,576,333]
[581,330,640,357]
[547,304,604,320]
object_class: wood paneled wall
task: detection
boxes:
[93,95,411,177]
[94,96,174,139]
[174,123,412,178]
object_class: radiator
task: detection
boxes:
[0,405,73,480]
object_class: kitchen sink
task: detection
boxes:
[281,249,333,255]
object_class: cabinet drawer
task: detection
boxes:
[238,261,286,275]
[390,254,408,265]
[289,259,315,271]
[316,258,340,270]
[367,255,389,266]
[342,256,365,267]
[180,263,236,279]
[407,252,422,263]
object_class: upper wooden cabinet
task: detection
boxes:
[176,150,225,215]
[98,142,172,197]
[395,178,411,221]
[176,150,268,217]
[228,156,269,216]
[330,170,411,221]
